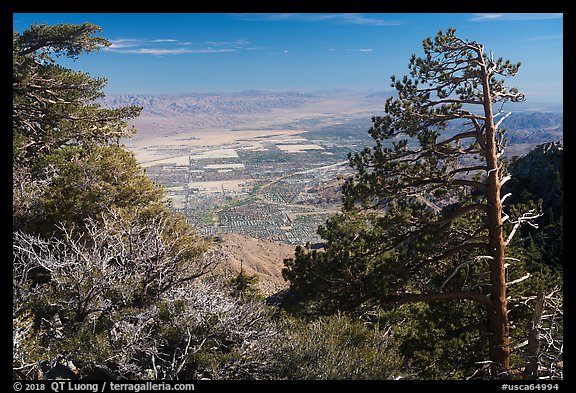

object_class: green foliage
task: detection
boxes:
[13,22,142,235]
[283,211,405,314]
[505,143,563,268]
[263,313,403,379]
[13,212,247,379]
[13,311,45,379]
[21,145,166,235]
[382,302,487,379]
[283,196,492,314]
[12,22,219,380]
[204,312,404,380]
[14,22,109,58]
[13,22,141,165]
[227,269,263,301]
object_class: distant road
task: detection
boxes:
[258,160,349,194]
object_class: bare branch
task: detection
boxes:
[500,175,512,187]
[494,111,512,131]
[439,255,493,292]
[505,209,543,246]
[507,273,531,287]
[501,193,512,205]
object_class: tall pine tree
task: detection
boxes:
[284,28,532,377]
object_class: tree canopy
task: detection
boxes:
[13,23,141,165]
[12,22,218,379]
[12,22,148,235]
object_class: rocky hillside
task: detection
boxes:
[507,141,563,212]
[505,142,563,267]
[505,112,563,145]
[210,233,296,295]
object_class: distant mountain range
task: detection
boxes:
[504,113,563,144]
[98,91,562,148]
[97,91,320,117]
[98,90,562,117]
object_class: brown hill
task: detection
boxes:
[210,233,297,295]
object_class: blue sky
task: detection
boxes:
[13,13,563,103]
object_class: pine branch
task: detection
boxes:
[381,291,492,309]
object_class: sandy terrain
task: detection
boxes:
[211,233,296,295]
[122,93,386,167]
[129,129,309,167]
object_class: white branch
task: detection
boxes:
[513,339,529,351]
[505,225,521,246]
[500,192,512,205]
[500,175,512,186]
[495,111,512,131]
[507,273,531,286]
[440,255,493,292]
[505,209,543,246]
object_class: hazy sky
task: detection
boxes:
[13,13,563,103]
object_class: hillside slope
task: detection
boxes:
[211,233,296,295]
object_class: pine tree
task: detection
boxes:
[285,28,534,377]
[13,22,143,234]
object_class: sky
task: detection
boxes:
[12,13,563,103]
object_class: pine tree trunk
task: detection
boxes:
[481,61,511,376]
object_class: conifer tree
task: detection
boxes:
[285,28,533,376]
[13,22,141,162]
[13,22,143,233]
